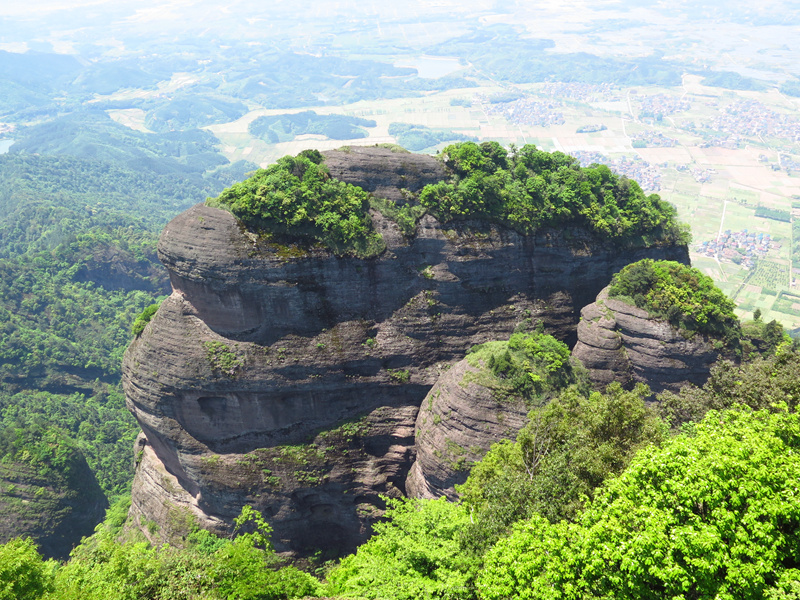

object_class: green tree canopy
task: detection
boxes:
[325,497,478,600]
[658,344,800,427]
[478,408,800,600]
[608,259,739,339]
[458,382,665,554]
[0,538,54,600]
[208,152,384,258]
[419,142,688,245]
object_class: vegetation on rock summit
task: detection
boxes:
[608,259,742,340]
[208,142,689,257]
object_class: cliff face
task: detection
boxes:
[572,287,721,393]
[124,147,690,555]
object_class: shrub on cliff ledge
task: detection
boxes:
[465,330,585,403]
[608,259,739,339]
[208,150,385,258]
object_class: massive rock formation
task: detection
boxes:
[124,147,689,555]
[572,287,721,393]
[323,146,447,204]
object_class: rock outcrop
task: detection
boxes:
[323,146,447,204]
[405,359,529,500]
[124,147,690,556]
[572,287,721,393]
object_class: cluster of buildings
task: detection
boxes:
[700,134,742,149]
[698,229,776,269]
[709,100,800,144]
[780,154,800,174]
[637,94,691,118]
[630,131,677,147]
[675,164,716,183]
[571,151,662,192]
[539,82,620,102]
[482,96,566,127]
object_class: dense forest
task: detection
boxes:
[0,150,232,516]
[387,123,476,152]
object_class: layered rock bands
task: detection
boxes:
[123,147,689,555]
[573,287,721,394]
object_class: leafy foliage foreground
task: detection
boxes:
[478,408,800,600]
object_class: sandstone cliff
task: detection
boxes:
[323,146,446,204]
[572,287,721,393]
[124,147,689,555]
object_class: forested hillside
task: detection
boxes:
[0,152,238,523]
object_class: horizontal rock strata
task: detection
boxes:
[406,359,529,500]
[572,287,721,394]
[322,146,446,204]
[124,147,690,555]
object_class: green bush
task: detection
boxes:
[419,142,689,245]
[466,330,582,402]
[325,497,478,600]
[608,259,739,339]
[0,538,54,600]
[209,153,385,258]
[130,302,161,337]
[478,408,800,600]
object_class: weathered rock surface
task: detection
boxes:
[124,147,690,555]
[572,287,721,394]
[406,359,529,500]
[322,146,446,204]
[74,244,169,294]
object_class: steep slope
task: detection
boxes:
[0,428,106,560]
[406,330,583,501]
[405,358,529,500]
[123,146,690,555]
